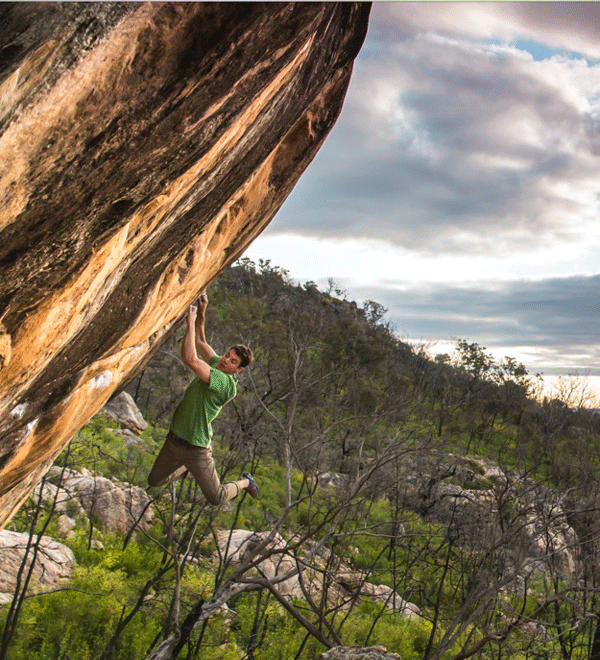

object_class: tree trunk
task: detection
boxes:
[590,615,600,660]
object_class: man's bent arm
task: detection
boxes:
[195,293,217,363]
[182,306,211,383]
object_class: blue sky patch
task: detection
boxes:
[512,38,598,65]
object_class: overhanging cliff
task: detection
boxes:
[0,2,371,529]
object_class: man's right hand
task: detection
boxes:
[198,292,208,309]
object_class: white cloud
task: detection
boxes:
[267,3,600,260]
[248,3,600,387]
[371,3,600,61]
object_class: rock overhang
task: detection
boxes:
[0,2,371,529]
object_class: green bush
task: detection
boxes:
[1,563,159,660]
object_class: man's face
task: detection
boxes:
[217,348,243,375]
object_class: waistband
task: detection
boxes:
[167,430,210,451]
[168,430,193,446]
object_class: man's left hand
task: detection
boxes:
[187,305,198,325]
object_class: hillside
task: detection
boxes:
[3,259,600,660]
[130,258,600,491]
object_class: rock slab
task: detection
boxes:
[0,529,75,604]
[40,466,153,534]
[217,529,419,619]
[0,2,370,529]
[103,391,148,434]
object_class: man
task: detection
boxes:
[148,293,259,503]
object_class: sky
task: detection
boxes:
[243,2,600,399]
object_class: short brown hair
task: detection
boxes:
[231,344,253,369]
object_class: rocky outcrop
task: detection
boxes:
[318,453,580,581]
[216,529,420,619]
[37,466,153,534]
[0,3,371,529]
[0,529,75,603]
[102,391,148,435]
[398,453,579,576]
[101,390,151,452]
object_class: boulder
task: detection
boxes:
[112,427,149,452]
[41,467,153,534]
[216,529,419,618]
[57,514,77,535]
[34,478,86,519]
[399,453,580,576]
[338,572,421,618]
[217,529,301,598]
[0,529,75,603]
[319,471,351,490]
[0,2,371,530]
[102,391,147,434]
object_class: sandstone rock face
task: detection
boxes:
[0,529,75,604]
[0,2,370,529]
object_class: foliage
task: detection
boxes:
[4,258,600,660]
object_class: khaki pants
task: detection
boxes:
[148,431,242,505]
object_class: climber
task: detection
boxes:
[147,292,259,503]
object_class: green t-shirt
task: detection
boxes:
[170,355,237,447]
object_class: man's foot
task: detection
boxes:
[242,472,260,498]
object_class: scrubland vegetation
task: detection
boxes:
[3,259,600,660]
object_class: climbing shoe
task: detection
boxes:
[242,472,260,498]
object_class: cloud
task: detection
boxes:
[371,3,600,61]
[502,2,600,60]
[348,273,600,375]
[248,4,600,384]
[268,3,600,258]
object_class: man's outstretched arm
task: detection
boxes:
[195,293,217,363]
[182,305,211,383]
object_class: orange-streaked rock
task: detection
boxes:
[0,2,370,529]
